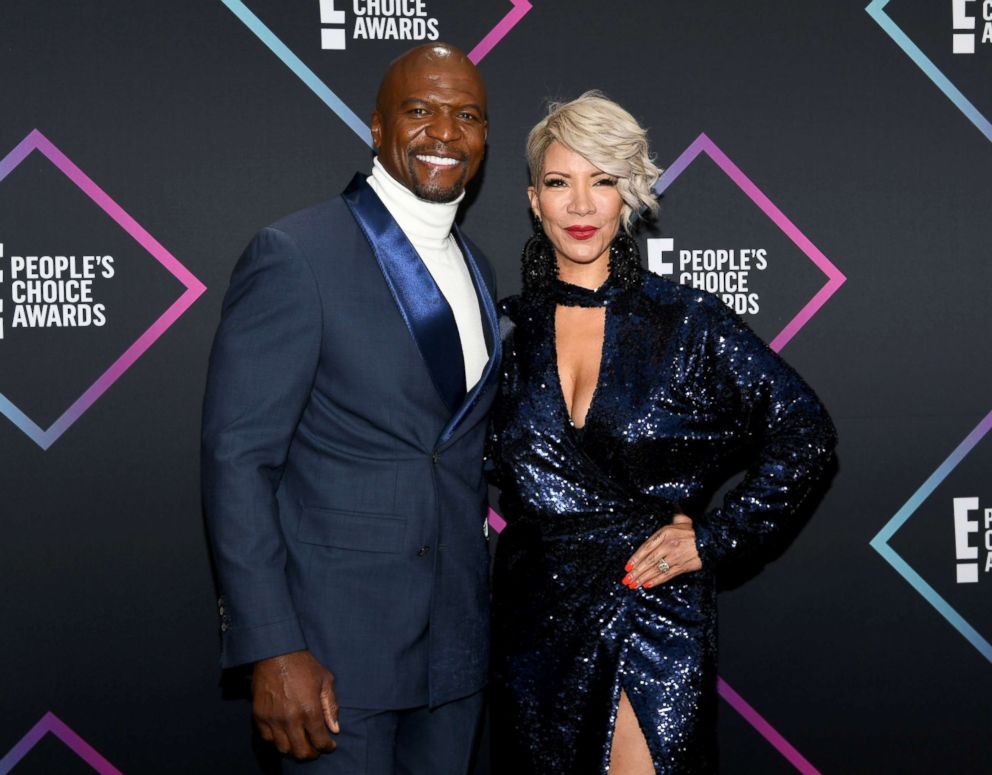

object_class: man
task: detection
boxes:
[202,44,499,773]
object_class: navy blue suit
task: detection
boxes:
[202,175,500,716]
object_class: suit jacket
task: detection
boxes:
[202,174,501,709]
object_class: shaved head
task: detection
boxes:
[376,44,484,112]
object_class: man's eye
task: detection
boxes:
[410,108,429,116]
[458,112,479,121]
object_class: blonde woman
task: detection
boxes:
[487,92,836,774]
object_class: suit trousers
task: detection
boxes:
[281,691,485,775]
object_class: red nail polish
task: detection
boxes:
[624,562,633,572]
[644,581,654,588]
[622,574,632,585]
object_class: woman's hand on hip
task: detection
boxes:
[623,514,702,588]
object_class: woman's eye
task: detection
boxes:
[543,177,566,188]
[595,177,618,187]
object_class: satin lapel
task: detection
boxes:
[438,225,502,445]
[342,174,466,414]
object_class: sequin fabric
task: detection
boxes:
[488,270,836,774]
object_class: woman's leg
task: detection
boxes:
[608,690,654,775]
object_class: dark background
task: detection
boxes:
[1,1,990,772]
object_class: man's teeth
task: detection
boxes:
[417,155,459,167]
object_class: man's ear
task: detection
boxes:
[370,111,382,149]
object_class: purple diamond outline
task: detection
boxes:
[0,711,123,774]
[653,133,846,353]
[0,129,207,450]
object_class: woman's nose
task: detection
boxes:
[567,186,595,215]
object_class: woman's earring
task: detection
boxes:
[522,219,557,296]
[609,231,643,289]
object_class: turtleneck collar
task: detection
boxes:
[367,157,463,251]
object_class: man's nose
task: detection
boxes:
[426,113,461,142]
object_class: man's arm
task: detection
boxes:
[202,226,338,758]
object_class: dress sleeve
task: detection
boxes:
[690,296,837,571]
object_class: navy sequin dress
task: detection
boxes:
[488,270,836,774]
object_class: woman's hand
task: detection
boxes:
[623,514,702,588]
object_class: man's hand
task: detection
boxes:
[252,650,340,760]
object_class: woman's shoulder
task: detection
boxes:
[497,293,541,325]
[636,270,725,315]
[495,294,532,348]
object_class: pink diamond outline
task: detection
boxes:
[466,0,533,63]
[0,711,123,774]
[0,129,206,450]
[653,133,846,353]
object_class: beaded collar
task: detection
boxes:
[550,273,627,308]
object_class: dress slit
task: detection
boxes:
[601,643,624,772]
[604,640,664,774]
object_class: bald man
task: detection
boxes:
[202,44,500,773]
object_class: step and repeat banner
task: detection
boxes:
[1,1,989,772]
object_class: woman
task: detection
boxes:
[488,92,837,774]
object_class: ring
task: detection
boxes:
[657,557,670,574]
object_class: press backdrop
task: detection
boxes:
[1,1,990,773]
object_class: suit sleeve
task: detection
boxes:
[690,296,837,571]
[201,226,322,668]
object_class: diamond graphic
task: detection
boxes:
[866,0,992,143]
[653,133,846,353]
[718,678,820,774]
[0,130,206,450]
[220,0,532,147]
[0,711,122,774]
[870,409,992,663]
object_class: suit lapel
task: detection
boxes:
[342,174,466,414]
[437,225,502,446]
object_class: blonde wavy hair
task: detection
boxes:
[526,91,661,232]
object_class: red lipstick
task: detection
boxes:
[565,225,598,240]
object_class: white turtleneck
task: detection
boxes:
[367,158,488,392]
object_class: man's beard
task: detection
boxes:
[410,173,466,203]
[407,151,468,202]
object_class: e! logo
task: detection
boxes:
[952,0,992,54]
[953,496,992,582]
[320,0,346,49]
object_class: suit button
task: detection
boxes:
[417,546,430,556]
[431,451,440,464]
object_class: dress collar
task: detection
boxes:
[550,273,626,307]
